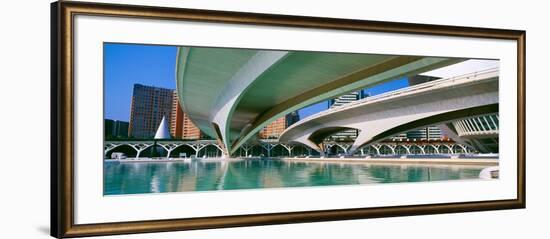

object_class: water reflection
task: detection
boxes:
[104,160,485,195]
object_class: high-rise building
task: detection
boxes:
[285,111,300,128]
[259,111,300,139]
[181,113,202,140]
[326,91,367,141]
[104,119,129,139]
[170,91,202,140]
[327,91,367,108]
[128,84,174,139]
[170,91,183,138]
[406,126,442,140]
[259,116,287,139]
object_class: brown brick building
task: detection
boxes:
[170,91,202,140]
[258,111,300,139]
[259,116,287,139]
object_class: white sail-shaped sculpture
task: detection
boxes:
[154,116,171,139]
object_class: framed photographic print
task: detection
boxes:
[51,1,526,238]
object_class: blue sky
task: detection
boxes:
[104,43,409,122]
[362,78,409,97]
[297,79,409,119]
[104,43,177,121]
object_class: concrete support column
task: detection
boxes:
[129,143,152,159]
[210,51,289,154]
[348,129,375,156]
[293,135,324,156]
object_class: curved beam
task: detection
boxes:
[176,47,260,140]
[279,69,498,156]
[349,104,498,155]
[176,46,465,156]
[211,51,290,154]
[231,56,461,154]
[292,135,324,156]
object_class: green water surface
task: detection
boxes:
[104,159,485,195]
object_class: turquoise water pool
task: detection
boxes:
[104,159,485,195]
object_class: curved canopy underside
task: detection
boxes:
[176,46,463,155]
[308,127,359,145]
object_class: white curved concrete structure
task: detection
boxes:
[104,139,473,159]
[176,46,462,155]
[279,68,499,155]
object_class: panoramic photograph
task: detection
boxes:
[103,43,500,195]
